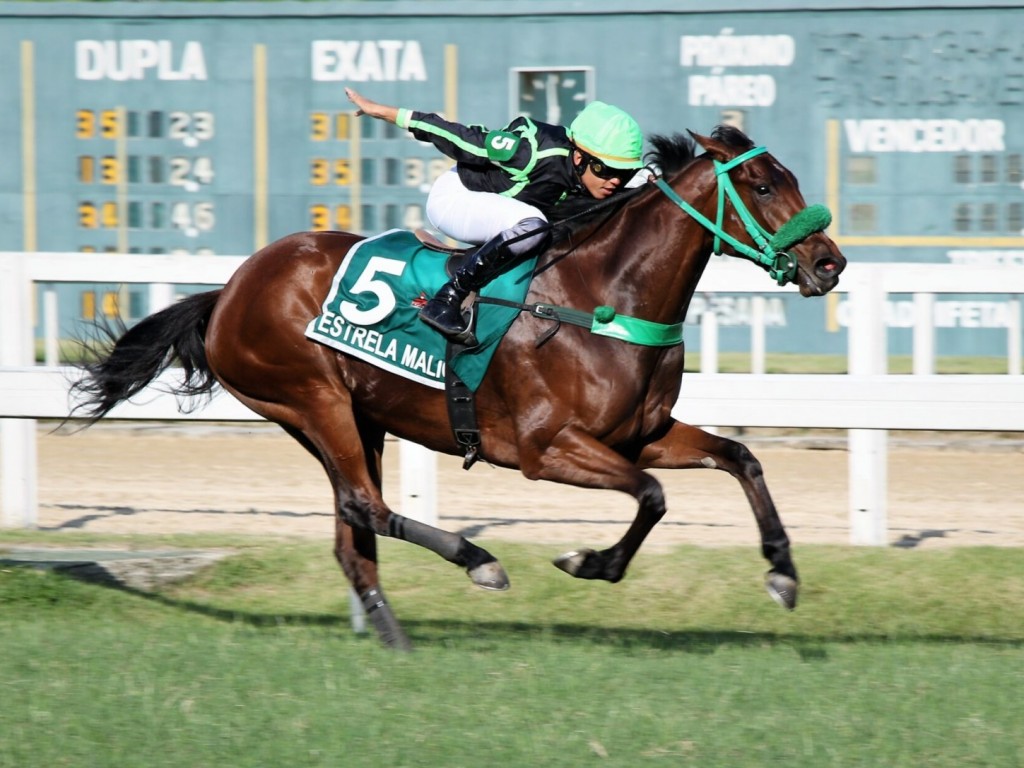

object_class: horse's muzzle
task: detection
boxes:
[798,247,846,296]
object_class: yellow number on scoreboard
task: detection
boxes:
[78,156,95,184]
[334,204,352,230]
[100,156,120,185]
[101,291,120,318]
[310,159,329,186]
[76,110,95,139]
[310,112,353,141]
[99,110,120,139]
[78,202,98,228]
[310,203,330,230]
[76,109,122,139]
[309,204,352,230]
[100,201,119,228]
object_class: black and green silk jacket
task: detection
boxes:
[396,108,583,215]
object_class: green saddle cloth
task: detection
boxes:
[304,229,536,391]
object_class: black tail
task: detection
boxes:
[69,290,222,425]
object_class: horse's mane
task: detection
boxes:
[547,126,755,242]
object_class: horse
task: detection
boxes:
[70,126,846,650]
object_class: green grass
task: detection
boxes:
[1,535,1022,767]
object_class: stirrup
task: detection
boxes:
[419,298,478,346]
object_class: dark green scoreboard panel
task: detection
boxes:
[2,1,1023,356]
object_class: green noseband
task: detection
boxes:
[653,146,832,285]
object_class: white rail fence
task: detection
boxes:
[2,252,1023,546]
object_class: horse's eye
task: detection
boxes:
[755,184,771,196]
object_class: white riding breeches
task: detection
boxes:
[426,167,547,246]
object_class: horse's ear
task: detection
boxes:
[687,129,731,163]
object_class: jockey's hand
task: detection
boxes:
[345,87,398,124]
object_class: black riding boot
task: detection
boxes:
[418,234,517,346]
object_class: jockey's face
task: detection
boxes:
[574,150,633,199]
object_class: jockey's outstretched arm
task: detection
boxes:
[345,87,399,124]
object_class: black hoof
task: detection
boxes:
[552,549,623,582]
[765,571,798,610]
[553,549,594,577]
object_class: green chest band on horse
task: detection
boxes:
[509,302,683,347]
[653,146,832,286]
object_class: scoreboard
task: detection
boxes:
[14,34,453,257]
[2,0,1023,357]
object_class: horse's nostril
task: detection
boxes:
[815,257,844,278]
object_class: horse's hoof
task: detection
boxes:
[468,560,510,591]
[552,549,595,577]
[765,571,798,610]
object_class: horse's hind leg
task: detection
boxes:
[279,424,411,650]
[334,521,412,651]
[300,404,510,588]
[638,420,798,609]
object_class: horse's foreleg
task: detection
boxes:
[637,420,798,609]
[522,429,667,583]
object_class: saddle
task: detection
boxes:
[414,229,475,278]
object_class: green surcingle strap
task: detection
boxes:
[589,305,682,346]
[519,303,682,347]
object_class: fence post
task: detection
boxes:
[751,295,766,374]
[1009,299,1021,376]
[399,439,437,526]
[912,292,935,376]
[846,266,888,545]
[43,289,59,366]
[0,253,38,528]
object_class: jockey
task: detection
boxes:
[345,87,644,345]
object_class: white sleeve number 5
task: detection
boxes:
[339,256,407,325]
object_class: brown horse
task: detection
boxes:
[71,127,845,650]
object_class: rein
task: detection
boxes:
[653,146,831,286]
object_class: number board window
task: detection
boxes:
[954,202,972,232]
[847,156,877,185]
[980,202,998,232]
[384,158,401,186]
[512,67,595,124]
[361,158,376,185]
[1008,202,1023,235]
[126,110,141,138]
[980,155,997,184]
[361,116,376,140]
[127,155,141,184]
[148,111,163,138]
[1007,154,1022,185]
[954,155,971,184]
[361,205,377,233]
[848,203,877,234]
[149,156,165,184]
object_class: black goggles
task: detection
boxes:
[584,155,636,182]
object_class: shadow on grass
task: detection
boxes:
[84,576,1024,654]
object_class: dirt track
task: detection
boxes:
[17,423,1022,551]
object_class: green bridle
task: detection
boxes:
[653,146,832,286]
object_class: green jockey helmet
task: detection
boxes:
[567,101,644,170]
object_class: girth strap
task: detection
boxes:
[444,339,481,470]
